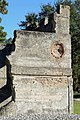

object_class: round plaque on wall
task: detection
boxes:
[51,42,64,59]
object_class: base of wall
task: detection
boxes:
[8,75,73,115]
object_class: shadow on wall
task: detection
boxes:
[0,38,15,104]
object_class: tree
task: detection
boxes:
[19,13,38,30]
[39,3,55,19]
[19,3,55,31]
[19,0,80,92]
[70,0,80,92]
[0,26,6,41]
[0,0,8,42]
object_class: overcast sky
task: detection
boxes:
[1,0,57,39]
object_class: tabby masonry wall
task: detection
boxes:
[10,29,73,114]
[0,5,73,115]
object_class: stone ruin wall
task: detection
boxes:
[0,5,73,116]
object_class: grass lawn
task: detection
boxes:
[74,100,80,114]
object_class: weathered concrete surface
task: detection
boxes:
[0,5,73,116]
[13,75,68,114]
[55,5,70,35]
[11,31,71,71]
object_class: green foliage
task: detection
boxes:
[70,0,80,92]
[0,0,8,42]
[19,0,80,92]
[0,0,8,14]
[19,13,38,30]
[19,3,55,30]
[39,3,55,19]
[0,26,7,42]
[25,13,38,30]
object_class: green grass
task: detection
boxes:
[74,92,80,96]
[74,100,80,114]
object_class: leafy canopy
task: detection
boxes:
[0,0,8,42]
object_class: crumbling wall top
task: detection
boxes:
[54,5,70,35]
[59,5,70,17]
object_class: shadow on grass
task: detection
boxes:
[74,94,80,99]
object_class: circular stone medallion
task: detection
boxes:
[51,42,64,59]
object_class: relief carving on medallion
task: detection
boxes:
[51,42,64,59]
